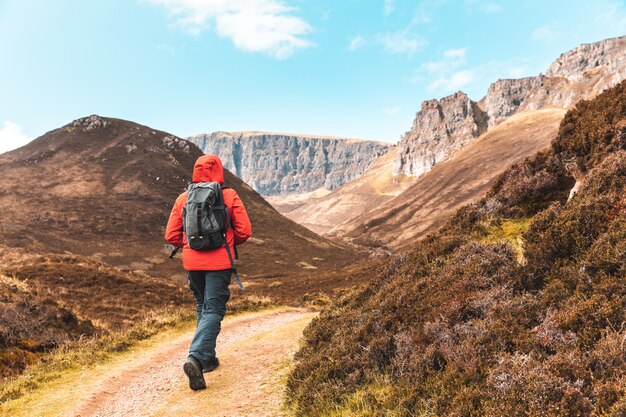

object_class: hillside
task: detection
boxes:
[0,247,188,379]
[335,109,565,247]
[0,115,368,380]
[0,115,358,282]
[268,148,416,235]
[287,81,626,416]
[187,131,391,196]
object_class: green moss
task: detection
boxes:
[481,217,532,262]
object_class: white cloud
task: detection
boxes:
[595,1,626,27]
[145,0,313,59]
[0,121,31,154]
[414,43,533,97]
[428,70,475,91]
[466,0,503,14]
[348,35,366,51]
[414,47,467,81]
[383,0,395,16]
[443,48,467,58]
[377,31,425,55]
[532,25,557,42]
[384,106,401,115]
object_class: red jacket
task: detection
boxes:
[165,155,252,271]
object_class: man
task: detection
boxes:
[165,154,252,391]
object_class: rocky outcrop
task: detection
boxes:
[393,92,486,176]
[482,75,571,128]
[484,36,626,128]
[395,35,626,177]
[546,36,626,82]
[188,132,391,196]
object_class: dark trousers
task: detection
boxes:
[186,269,231,369]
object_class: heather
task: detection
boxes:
[287,82,626,416]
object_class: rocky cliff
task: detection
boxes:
[393,92,487,177]
[188,132,391,196]
[394,35,626,176]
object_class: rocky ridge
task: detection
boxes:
[393,92,486,177]
[394,35,626,176]
[188,131,391,196]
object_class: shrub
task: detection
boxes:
[287,82,626,416]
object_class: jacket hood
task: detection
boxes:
[192,154,224,184]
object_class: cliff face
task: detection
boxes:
[188,132,391,196]
[393,92,486,176]
[395,35,626,176]
[546,35,626,82]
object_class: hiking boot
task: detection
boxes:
[203,357,219,373]
[183,356,206,391]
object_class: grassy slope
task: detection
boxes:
[338,108,566,249]
[270,149,415,235]
[287,83,626,416]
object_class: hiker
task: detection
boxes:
[165,154,252,391]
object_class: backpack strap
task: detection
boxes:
[222,187,239,259]
[224,242,244,290]
[223,206,244,290]
[169,245,182,259]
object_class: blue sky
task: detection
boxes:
[1,0,625,152]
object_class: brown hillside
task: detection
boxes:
[287,76,626,417]
[0,244,190,379]
[337,109,566,250]
[0,115,369,380]
[267,149,415,234]
[0,115,358,284]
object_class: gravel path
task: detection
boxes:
[71,309,315,417]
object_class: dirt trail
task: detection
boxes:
[6,308,316,417]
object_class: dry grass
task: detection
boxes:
[481,217,532,262]
[274,149,416,235]
[0,308,194,404]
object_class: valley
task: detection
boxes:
[1,34,625,417]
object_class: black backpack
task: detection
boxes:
[181,182,243,289]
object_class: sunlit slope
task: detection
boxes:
[337,108,566,249]
[269,149,415,235]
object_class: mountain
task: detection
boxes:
[267,147,416,235]
[288,79,626,417]
[394,91,487,177]
[319,36,626,246]
[337,109,566,248]
[394,35,626,178]
[271,36,626,238]
[187,131,391,196]
[0,115,359,284]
